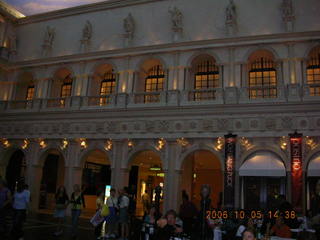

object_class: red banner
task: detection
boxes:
[289,133,303,212]
[224,134,237,209]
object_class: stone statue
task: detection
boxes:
[226,0,236,24]
[82,20,92,41]
[169,6,183,31]
[123,13,135,39]
[281,0,294,21]
[43,26,55,47]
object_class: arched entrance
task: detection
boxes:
[81,149,111,214]
[5,149,26,192]
[128,150,163,216]
[181,150,223,209]
[39,149,65,210]
[239,151,286,210]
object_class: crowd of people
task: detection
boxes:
[1,178,320,240]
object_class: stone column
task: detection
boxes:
[65,140,82,195]
[228,47,235,87]
[127,70,135,93]
[81,75,90,96]
[163,140,181,212]
[118,70,128,93]
[110,140,129,191]
[287,43,297,84]
[295,59,303,85]
[27,165,43,212]
[167,67,176,90]
[177,66,186,90]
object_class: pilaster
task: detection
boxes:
[163,140,181,212]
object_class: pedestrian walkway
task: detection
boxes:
[14,213,94,240]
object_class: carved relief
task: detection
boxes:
[158,120,170,132]
[281,116,293,129]
[265,118,276,130]
[202,120,213,131]
[217,119,229,131]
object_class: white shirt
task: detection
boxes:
[119,195,129,208]
[107,196,118,208]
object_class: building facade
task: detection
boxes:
[0,0,320,216]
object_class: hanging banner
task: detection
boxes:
[289,132,303,213]
[224,134,237,209]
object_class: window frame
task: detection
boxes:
[248,57,278,99]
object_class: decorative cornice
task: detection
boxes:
[8,31,320,70]
[0,1,25,20]
[17,0,163,25]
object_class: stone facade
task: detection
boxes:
[0,0,320,214]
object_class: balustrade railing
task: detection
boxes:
[1,85,319,112]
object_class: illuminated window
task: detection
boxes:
[99,71,116,105]
[248,57,277,99]
[306,47,320,96]
[26,85,34,100]
[144,65,164,103]
[61,75,72,98]
[193,60,219,101]
[60,75,72,106]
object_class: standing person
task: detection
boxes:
[118,187,130,240]
[142,190,150,216]
[106,188,118,239]
[199,184,212,240]
[142,205,159,240]
[53,186,69,236]
[94,190,104,240]
[0,178,12,239]
[11,181,30,240]
[179,191,197,237]
[70,184,85,239]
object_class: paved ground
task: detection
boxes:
[3,213,102,240]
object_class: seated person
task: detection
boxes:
[155,209,183,240]
[270,216,292,238]
[242,229,257,240]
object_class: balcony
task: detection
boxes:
[0,84,319,113]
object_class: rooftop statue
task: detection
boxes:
[169,6,183,31]
[82,20,92,41]
[43,26,55,47]
[123,13,135,39]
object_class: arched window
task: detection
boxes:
[26,84,34,100]
[61,74,73,98]
[144,65,164,102]
[194,59,219,101]
[60,74,72,106]
[306,47,320,96]
[99,71,116,105]
[248,51,277,99]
